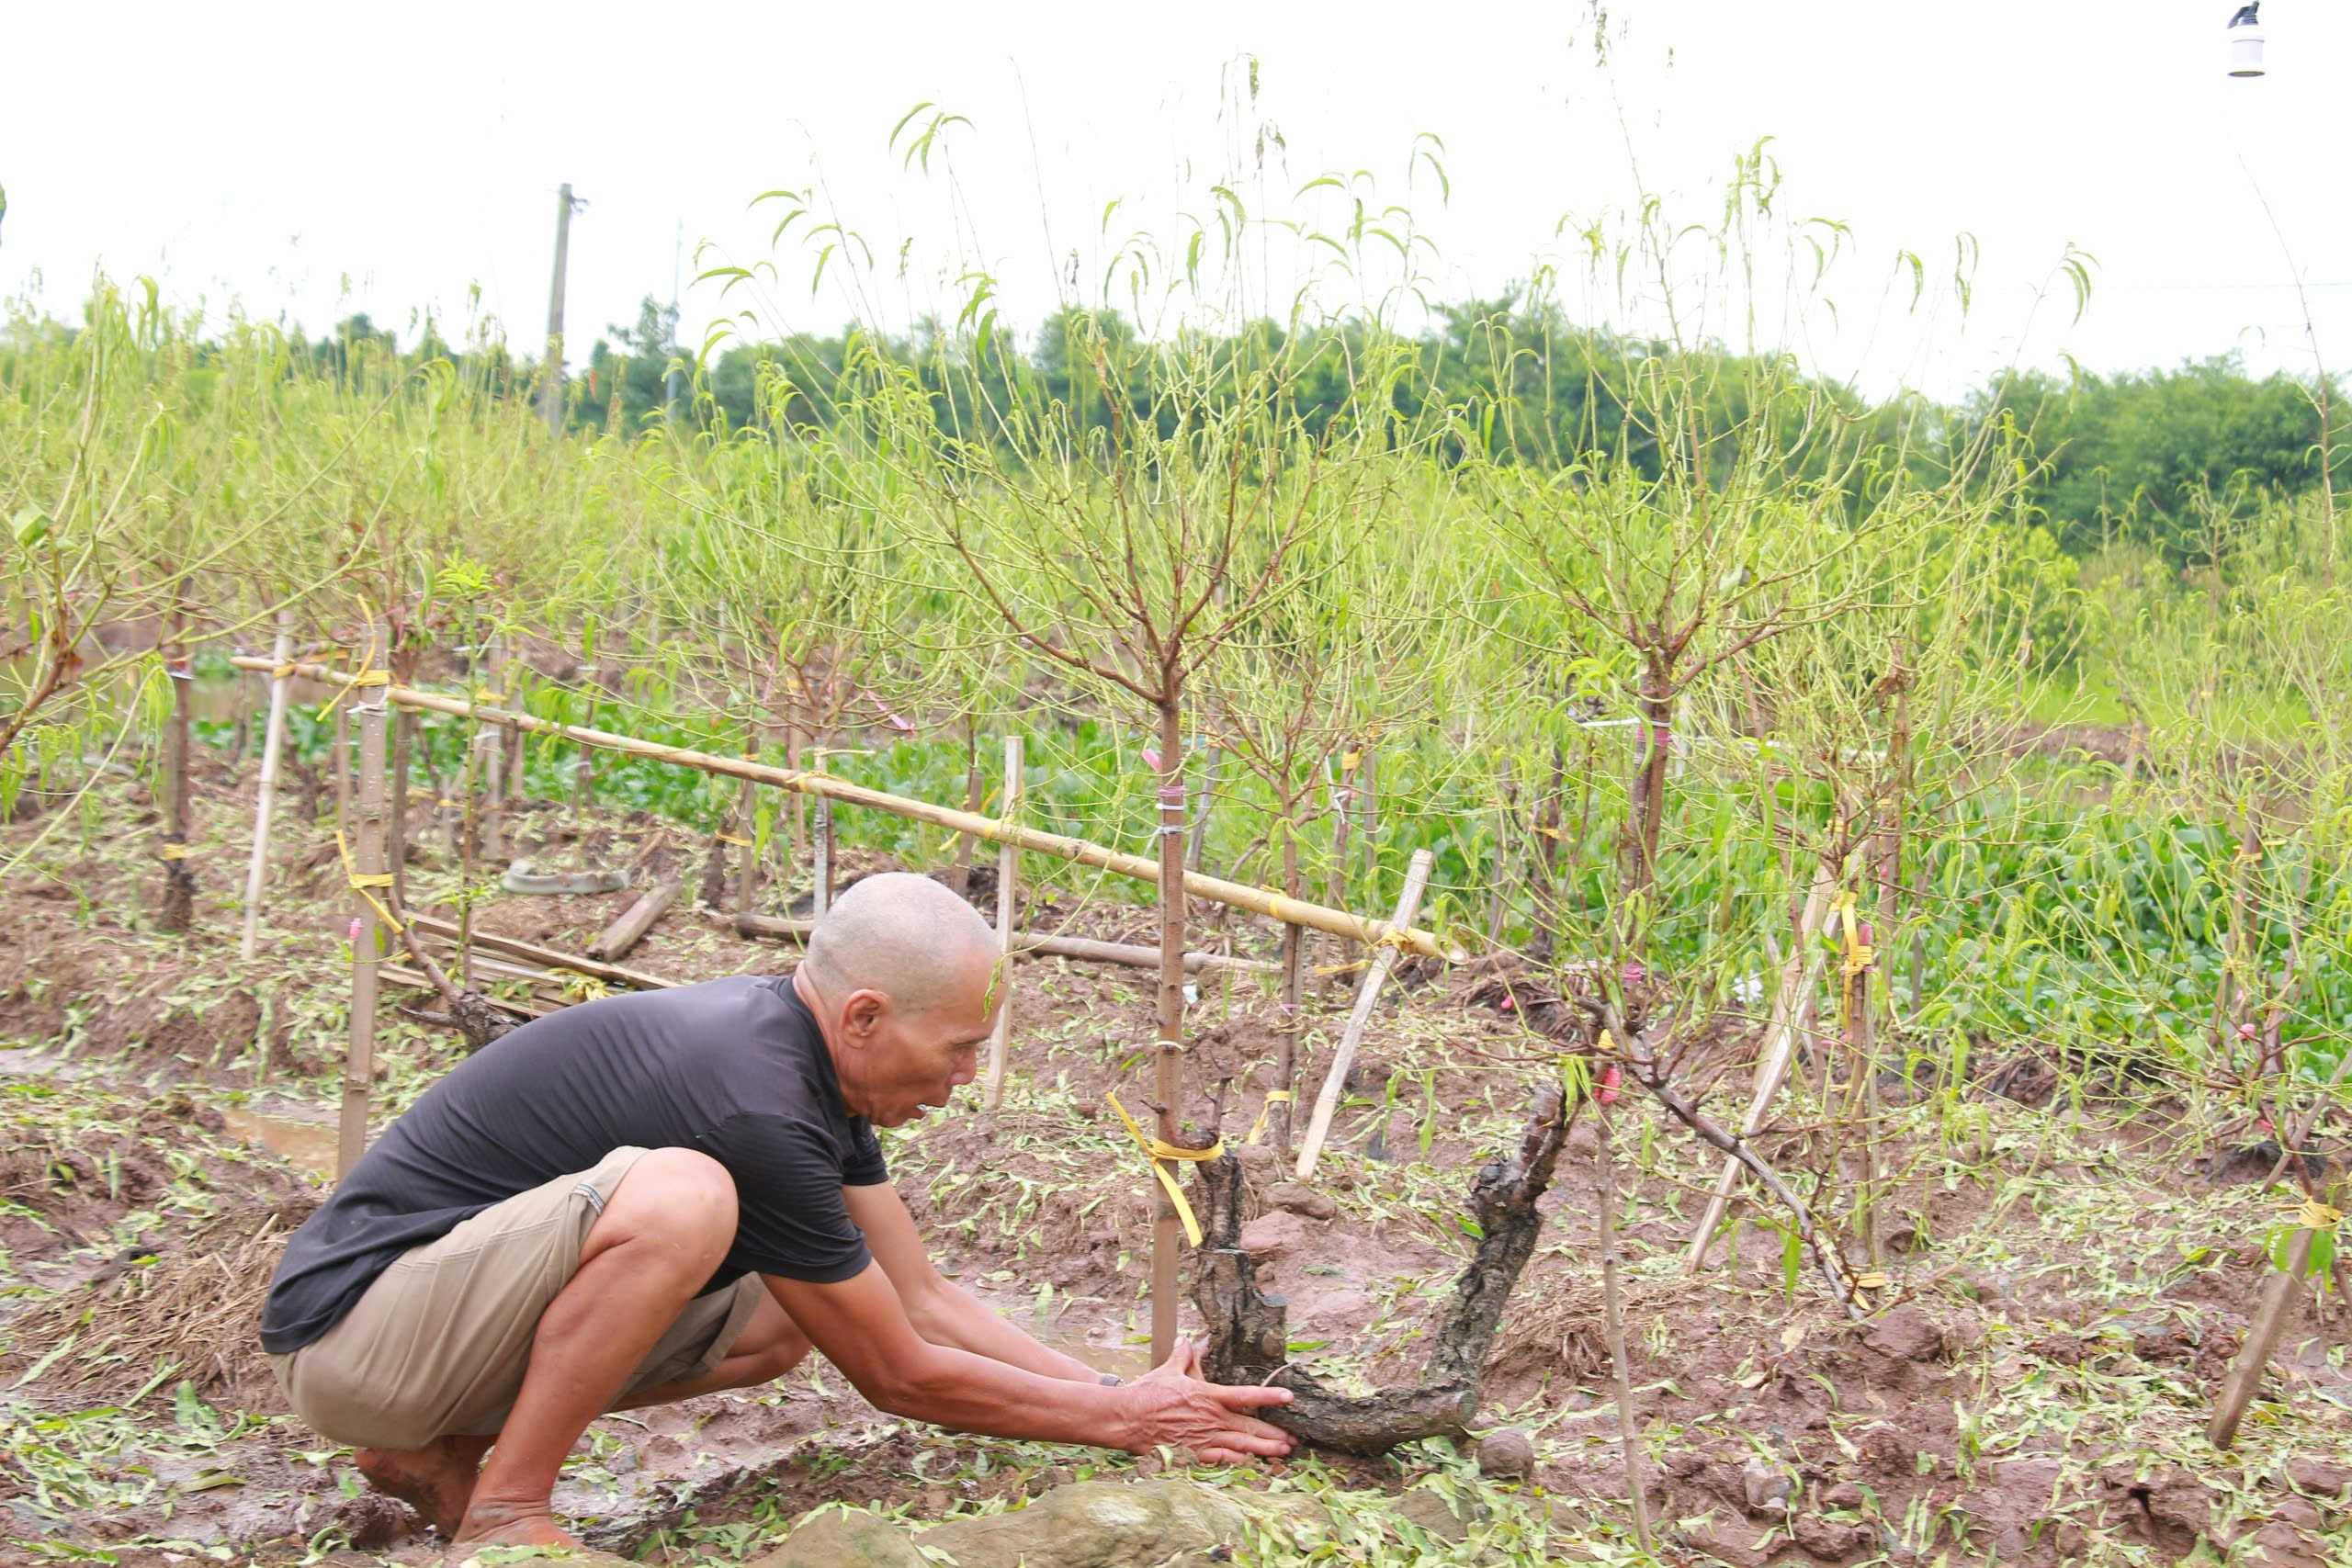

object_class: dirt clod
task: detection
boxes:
[1475,1426,1534,1478]
[1265,1182,1337,1222]
[1862,1302,1948,1361]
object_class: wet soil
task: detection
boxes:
[2,757,2348,1566]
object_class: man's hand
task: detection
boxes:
[1114,1338,1295,1466]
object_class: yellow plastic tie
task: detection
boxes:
[320,664,390,720]
[1340,750,1362,773]
[270,661,300,680]
[1245,1089,1294,1145]
[1314,958,1370,977]
[471,689,513,705]
[157,842,192,861]
[1833,890,1873,976]
[716,831,753,847]
[1105,1090,1223,1247]
[2291,1199,2344,1230]
[335,828,403,935]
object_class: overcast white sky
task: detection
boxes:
[6,1,2345,401]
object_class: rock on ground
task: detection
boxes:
[1476,1427,1535,1479]
[746,1508,923,1568]
[919,1478,1250,1568]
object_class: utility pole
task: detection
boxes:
[666,219,684,425]
[541,182,583,436]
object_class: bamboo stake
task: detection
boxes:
[1684,863,1843,1269]
[734,712,757,915]
[238,612,295,963]
[226,658,1449,957]
[340,621,390,1179]
[982,735,1022,1109]
[502,654,527,808]
[1594,1105,1654,1551]
[1848,913,1883,1265]
[1187,741,1219,873]
[480,637,506,861]
[1876,658,1911,1024]
[947,721,982,897]
[159,610,196,934]
[1323,749,1360,984]
[572,622,598,869]
[1485,761,1516,949]
[388,682,414,907]
[2208,1227,2317,1449]
[1295,848,1436,1180]
[811,747,834,918]
[333,661,351,844]
[1150,708,1186,1367]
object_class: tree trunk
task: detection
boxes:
[1274,808,1303,1158]
[159,611,197,934]
[1623,668,1673,905]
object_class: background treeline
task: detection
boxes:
[152,291,2346,571]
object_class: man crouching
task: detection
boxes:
[260,872,1291,1549]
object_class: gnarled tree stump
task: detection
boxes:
[1193,1087,1568,1454]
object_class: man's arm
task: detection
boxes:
[845,1182,1105,1382]
[764,1262,1294,1464]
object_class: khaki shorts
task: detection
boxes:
[267,1145,765,1450]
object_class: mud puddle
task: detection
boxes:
[221,1104,340,1179]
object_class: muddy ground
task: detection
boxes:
[1,746,2347,1568]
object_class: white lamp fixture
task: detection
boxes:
[2228,3,2266,77]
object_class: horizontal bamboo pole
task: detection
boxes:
[732,911,1280,975]
[234,657,1446,959]
[405,912,676,990]
[379,964,547,1019]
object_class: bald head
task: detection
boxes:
[800,872,1001,1022]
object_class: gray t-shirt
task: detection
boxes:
[260,975,887,1353]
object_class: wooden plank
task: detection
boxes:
[587,876,681,961]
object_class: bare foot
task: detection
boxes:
[449,1498,581,1551]
[355,1435,492,1539]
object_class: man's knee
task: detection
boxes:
[598,1148,739,1260]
